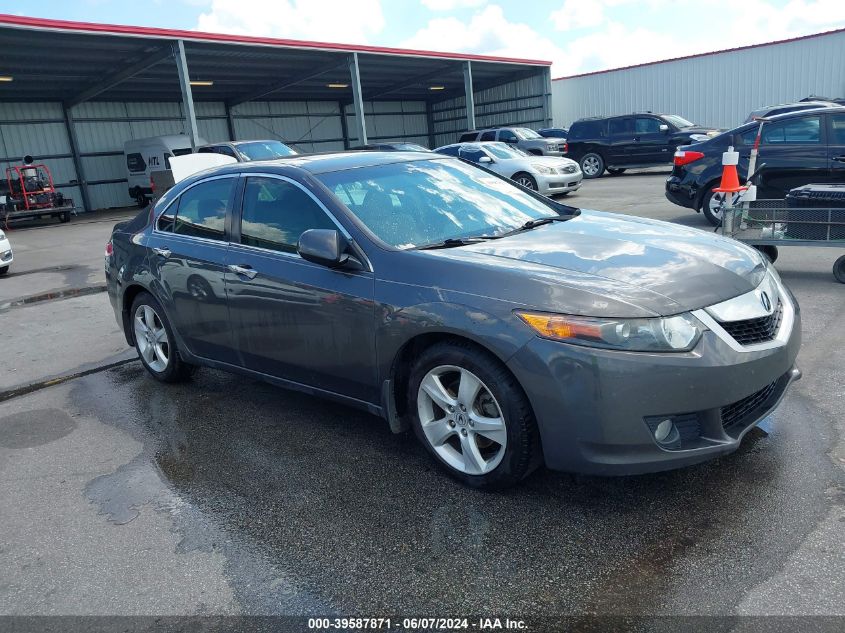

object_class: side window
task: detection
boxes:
[829,114,845,145]
[609,118,634,135]
[458,148,484,163]
[479,130,496,141]
[126,153,146,173]
[164,177,234,240]
[217,146,239,158]
[737,127,759,145]
[635,117,660,134]
[761,116,821,144]
[240,177,336,254]
[498,129,517,142]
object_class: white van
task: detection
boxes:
[124,135,206,206]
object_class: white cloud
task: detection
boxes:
[421,0,487,9]
[195,0,385,44]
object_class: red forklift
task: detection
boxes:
[2,156,74,227]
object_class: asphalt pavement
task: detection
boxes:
[0,177,842,628]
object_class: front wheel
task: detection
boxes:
[409,341,541,488]
[512,172,537,190]
[579,153,605,178]
[59,211,70,223]
[130,292,196,383]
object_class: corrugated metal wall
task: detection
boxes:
[433,73,546,148]
[0,102,82,208]
[344,101,428,148]
[553,30,845,130]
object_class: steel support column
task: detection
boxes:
[173,40,199,150]
[463,61,476,131]
[348,53,367,147]
[339,102,351,150]
[62,105,91,214]
[225,102,237,141]
[542,66,553,128]
[426,101,436,149]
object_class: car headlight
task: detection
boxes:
[515,311,705,352]
[0,230,5,240]
[532,164,553,174]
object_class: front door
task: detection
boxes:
[224,174,378,403]
[147,175,238,363]
[756,114,828,197]
[827,113,845,184]
[632,116,671,164]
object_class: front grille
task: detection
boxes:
[721,380,778,429]
[720,300,783,345]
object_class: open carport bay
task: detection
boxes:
[0,174,843,624]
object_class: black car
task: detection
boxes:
[538,127,568,139]
[744,100,838,123]
[666,107,845,225]
[566,113,718,178]
[359,142,430,152]
[106,151,800,488]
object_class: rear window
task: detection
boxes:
[126,153,146,173]
[568,120,606,140]
[761,116,821,144]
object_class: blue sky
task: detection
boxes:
[3,0,845,76]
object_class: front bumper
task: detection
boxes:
[665,176,698,210]
[538,171,583,196]
[0,241,12,267]
[507,291,802,475]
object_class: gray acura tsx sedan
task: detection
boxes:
[106,151,801,488]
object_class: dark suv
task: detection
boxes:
[665,107,845,225]
[566,113,718,178]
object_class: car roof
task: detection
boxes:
[757,104,845,121]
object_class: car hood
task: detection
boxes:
[678,126,721,137]
[432,210,767,317]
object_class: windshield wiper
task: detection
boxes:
[499,216,568,237]
[414,236,499,250]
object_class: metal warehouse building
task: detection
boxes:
[553,28,845,130]
[0,14,553,213]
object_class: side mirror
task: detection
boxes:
[297,229,350,269]
[479,156,493,163]
[659,124,670,133]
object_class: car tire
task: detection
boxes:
[408,340,541,489]
[754,245,779,263]
[512,172,537,190]
[59,211,70,223]
[135,193,148,208]
[0,265,8,277]
[130,291,196,383]
[833,255,845,284]
[579,153,605,178]
[701,187,732,227]
[607,167,626,176]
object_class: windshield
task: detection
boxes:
[662,115,695,128]
[514,128,542,139]
[236,141,297,160]
[484,143,528,160]
[318,158,559,249]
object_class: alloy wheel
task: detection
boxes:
[417,365,507,475]
[133,304,170,373]
[582,156,601,176]
[515,175,536,190]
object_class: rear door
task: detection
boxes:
[147,175,238,362]
[607,117,635,165]
[756,114,828,197]
[827,112,845,184]
[224,174,377,402]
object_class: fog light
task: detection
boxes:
[654,419,675,443]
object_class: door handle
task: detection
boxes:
[152,247,171,258]
[228,264,258,279]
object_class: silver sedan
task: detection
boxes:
[434,142,582,196]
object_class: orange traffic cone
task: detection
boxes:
[713,147,747,194]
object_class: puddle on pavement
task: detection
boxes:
[0,408,77,448]
[0,284,106,312]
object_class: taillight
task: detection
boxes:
[563,142,568,154]
[673,150,704,166]
[105,240,113,257]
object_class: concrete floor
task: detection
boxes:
[0,176,843,625]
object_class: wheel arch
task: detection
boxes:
[121,283,152,346]
[695,176,723,211]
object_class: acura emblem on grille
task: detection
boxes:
[760,291,772,312]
